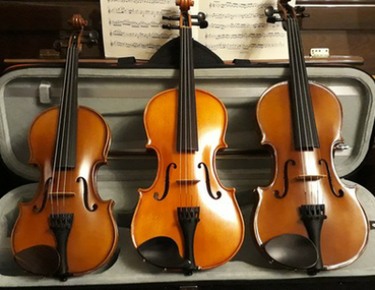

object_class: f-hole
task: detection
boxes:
[198,162,221,200]
[319,159,344,198]
[77,177,97,211]
[33,177,52,213]
[274,159,295,199]
[154,163,177,201]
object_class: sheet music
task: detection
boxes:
[197,0,295,60]
[100,0,180,59]
[100,0,295,60]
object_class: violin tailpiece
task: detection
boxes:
[177,206,200,275]
[299,204,327,274]
[49,213,74,281]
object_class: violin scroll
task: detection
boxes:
[68,14,88,30]
[176,0,194,11]
[162,0,207,30]
[54,14,98,53]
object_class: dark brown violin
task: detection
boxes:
[131,0,244,274]
[11,15,118,280]
[253,0,368,273]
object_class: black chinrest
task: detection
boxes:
[14,245,60,276]
[137,236,192,270]
[263,234,318,269]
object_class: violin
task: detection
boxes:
[253,0,368,273]
[131,0,244,275]
[11,15,118,281]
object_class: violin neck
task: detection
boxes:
[287,17,319,151]
[177,13,199,153]
[54,33,79,169]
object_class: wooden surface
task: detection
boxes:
[0,1,375,74]
[299,2,375,75]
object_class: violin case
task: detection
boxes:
[1,41,375,289]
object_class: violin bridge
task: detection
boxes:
[176,179,200,185]
[49,192,76,198]
[295,174,326,181]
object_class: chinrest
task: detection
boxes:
[14,245,60,276]
[138,236,193,270]
[263,234,318,269]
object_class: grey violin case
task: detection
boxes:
[1,57,375,289]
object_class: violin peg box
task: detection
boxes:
[1,64,375,288]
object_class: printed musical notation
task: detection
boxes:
[100,0,295,60]
[101,0,179,59]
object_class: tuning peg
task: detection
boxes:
[162,24,179,30]
[162,14,179,29]
[162,15,180,21]
[295,6,310,18]
[265,6,282,23]
[266,16,277,24]
[191,12,206,21]
[265,6,279,17]
[191,12,208,29]
[82,30,99,46]
[192,20,208,29]
[295,6,305,13]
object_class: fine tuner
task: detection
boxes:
[162,12,208,29]
[265,5,308,23]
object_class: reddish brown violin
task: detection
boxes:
[131,0,244,274]
[11,15,118,280]
[253,0,368,273]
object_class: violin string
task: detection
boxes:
[62,40,71,213]
[50,38,73,216]
[187,21,194,207]
[63,36,78,211]
[59,42,74,214]
[185,23,190,207]
[186,21,192,208]
[287,17,309,204]
[295,17,322,205]
[184,23,187,208]
[183,23,187,208]
[297,18,315,204]
[60,38,74,215]
[290,18,309,203]
[185,20,194,206]
[179,23,183,209]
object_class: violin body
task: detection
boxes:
[12,106,118,276]
[131,88,244,270]
[254,81,368,269]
